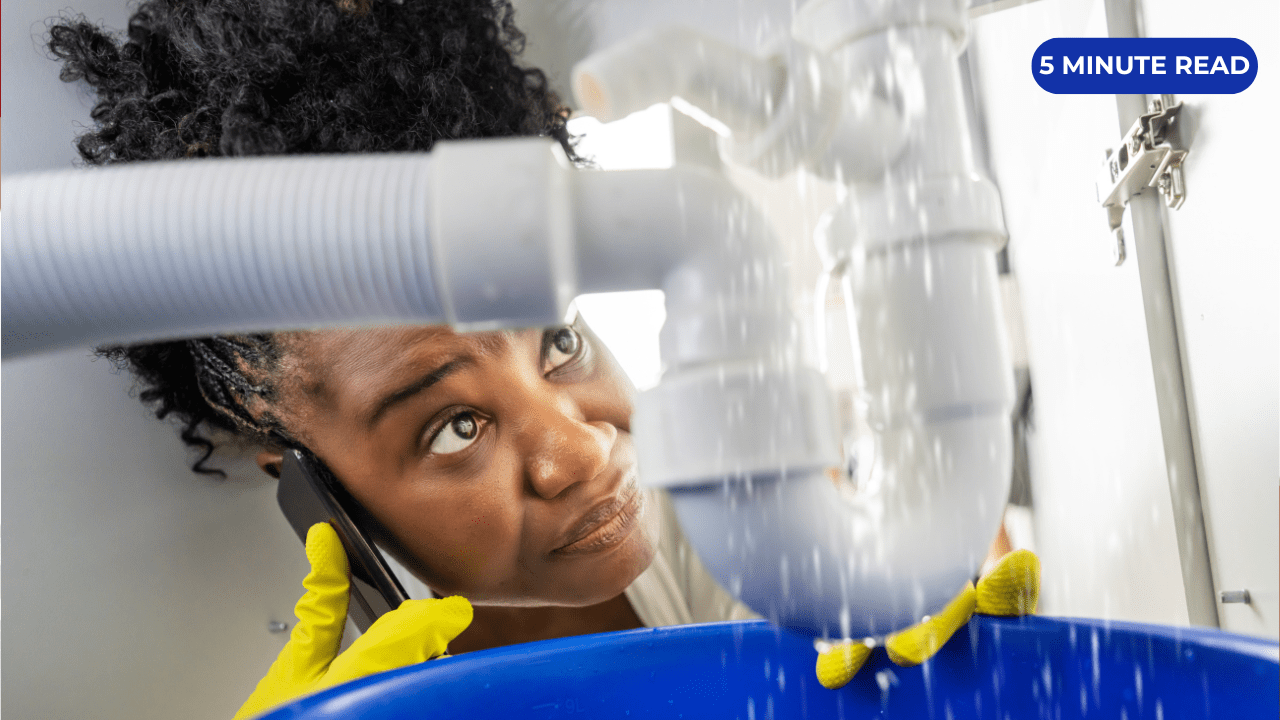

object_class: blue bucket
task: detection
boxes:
[264,615,1278,719]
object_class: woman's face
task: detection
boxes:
[271,321,659,607]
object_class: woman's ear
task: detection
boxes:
[256,449,284,479]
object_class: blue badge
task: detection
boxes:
[1033,38,1257,94]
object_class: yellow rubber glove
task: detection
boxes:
[885,582,978,667]
[815,639,874,690]
[234,523,473,720]
[975,548,1040,616]
[815,549,1042,690]
[815,584,977,690]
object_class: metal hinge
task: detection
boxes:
[1096,95,1189,264]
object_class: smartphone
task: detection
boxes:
[277,448,410,632]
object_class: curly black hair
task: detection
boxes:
[49,0,576,474]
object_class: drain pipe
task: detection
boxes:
[571,0,1014,639]
[5,151,490,355]
[573,166,841,488]
[1,136,840,547]
[3,140,795,355]
[796,0,1015,636]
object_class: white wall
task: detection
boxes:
[3,2,310,718]
[2,353,309,719]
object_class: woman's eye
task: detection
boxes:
[428,412,481,455]
[543,326,583,373]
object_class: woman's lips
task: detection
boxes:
[553,483,643,556]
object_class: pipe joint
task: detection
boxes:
[572,163,840,488]
[572,26,784,135]
[430,138,578,330]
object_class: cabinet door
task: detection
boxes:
[1138,0,1279,638]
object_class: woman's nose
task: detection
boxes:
[522,404,617,500]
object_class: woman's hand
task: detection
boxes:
[234,523,472,719]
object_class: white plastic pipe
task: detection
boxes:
[732,0,1012,638]
[574,168,793,367]
[3,155,449,356]
[564,0,1016,639]
[665,216,1013,637]
[1,146,589,356]
[2,137,839,505]
[574,167,841,486]
[826,27,977,180]
[5,141,584,356]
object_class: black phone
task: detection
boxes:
[276,449,410,632]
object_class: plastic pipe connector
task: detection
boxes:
[428,139,578,330]
[573,165,842,486]
[572,26,783,135]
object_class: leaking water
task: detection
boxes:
[559,1,1275,718]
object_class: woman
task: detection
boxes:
[49,0,751,680]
